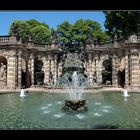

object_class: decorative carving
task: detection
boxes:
[0,50,15,58]
[101,55,109,62]
[129,35,137,43]
[118,58,125,72]
[0,63,6,81]
[130,49,139,56]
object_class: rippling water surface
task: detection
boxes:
[0,92,140,129]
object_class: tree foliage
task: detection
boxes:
[9,18,108,47]
[56,21,73,48]
[104,11,140,40]
[9,19,51,44]
[31,25,51,44]
[56,19,108,52]
[9,20,31,42]
[27,19,49,29]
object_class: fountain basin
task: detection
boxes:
[1,92,140,129]
[62,100,88,112]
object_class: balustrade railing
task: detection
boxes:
[1,35,140,50]
[0,35,17,44]
[0,36,10,43]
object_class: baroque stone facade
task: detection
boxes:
[0,35,140,89]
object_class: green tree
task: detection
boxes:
[9,19,51,44]
[27,19,42,28]
[56,19,108,52]
[27,19,49,29]
[9,20,31,42]
[31,25,51,44]
[73,19,108,44]
[104,11,140,40]
[56,21,73,47]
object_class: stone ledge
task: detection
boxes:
[0,87,139,94]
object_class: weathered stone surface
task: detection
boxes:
[0,35,140,89]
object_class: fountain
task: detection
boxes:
[56,37,95,112]
[122,89,130,97]
[58,51,88,112]
[20,89,26,97]
[61,70,88,112]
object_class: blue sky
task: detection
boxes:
[0,11,106,35]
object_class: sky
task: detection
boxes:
[0,11,106,35]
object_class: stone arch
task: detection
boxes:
[34,57,44,85]
[0,56,7,87]
[102,58,112,85]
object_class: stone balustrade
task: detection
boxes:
[0,36,17,45]
[0,34,140,51]
[0,36,12,43]
[0,35,59,51]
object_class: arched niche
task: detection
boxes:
[0,56,7,86]
[21,57,31,88]
[102,58,112,85]
[34,57,44,85]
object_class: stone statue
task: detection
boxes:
[51,29,57,44]
[0,63,6,81]
[129,34,137,43]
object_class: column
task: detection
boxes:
[54,54,58,85]
[30,54,34,86]
[88,53,93,85]
[83,55,88,76]
[25,58,31,88]
[112,54,117,86]
[17,51,22,88]
[125,50,129,87]
[44,54,51,86]
[92,57,96,83]
[50,55,54,85]
[130,49,139,89]
[7,52,16,89]
[92,56,96,73]
[15,52,18,88]
[58,60,63,78]
[96,55,102,85]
